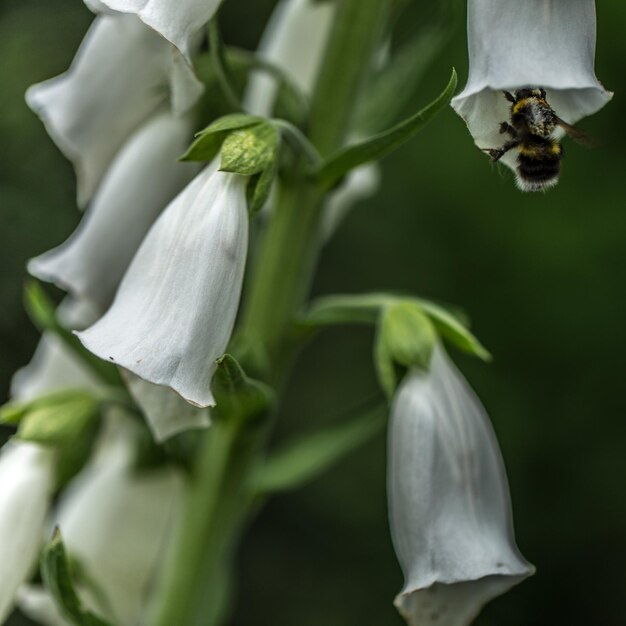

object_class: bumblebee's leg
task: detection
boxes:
[499,122,518,137]
[482,139,521,162]
[503,90,516,104]
[539,88,547,98]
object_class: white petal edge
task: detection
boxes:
[84,0,221,61]
[29,111,198,311]
[124,372,211,442]
[77,162,249,407]
[16,586,70,626]
[450,0,612,169]
[388,346,534,626]
[0,443,56,623]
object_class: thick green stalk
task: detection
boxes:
[151,1,386,624]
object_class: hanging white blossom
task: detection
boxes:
[0,443,56,623]
[26,14,201,206]
[451,0,612,173]
[78,162,249,408]
[388,346,534,626]
[29,111,198,311]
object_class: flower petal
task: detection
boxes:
[17,585,69,626]
[78,163,249,407]
[451,0,612,167]
[53,416,183,624]
[243,0,335,117]
[10,299,101,402]
[0,443,56,623]
[29,111,198,311]
[389,347,534,626]
[124,372,211,442]
[26,15,199,206]
[84,0,222,61]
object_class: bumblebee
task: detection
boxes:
[484,88,587,192]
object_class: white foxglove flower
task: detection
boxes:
[29,111,198,311]
[84,0,222,62]
[124,373,210,443]
[451,0,612,173]
[26,14,201,206]
[78,162,249,408]
[47,417,181,624]
[243,0,335,117]
[388,346,533,626]
[11,299,101,402]
[16,586,68,626]
[0,443,56,623]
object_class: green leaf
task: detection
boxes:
[212,354,274,424]
[41,529,114,626]
[18,391,100,446]
[180,114,263,162]
[24,281,122,387]
[255,406,385,493]
[314,68,457,188]
[220,122,279,176]
[374,326,398,400]
[413,298,491,361]
[300,293,396,327]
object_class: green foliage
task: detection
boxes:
[41,529,114,626]
[212,354,274,424]
[220,122,279,176]
[314,68,458,188]
[255,406,385,493]
[24,281,122,387]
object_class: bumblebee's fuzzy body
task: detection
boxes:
[485,88,565,192]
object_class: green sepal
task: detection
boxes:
[180,114,263,162]
[41,529,114,626]
[211,354,274,424]
[302,292,490,362]
[15,390,100,446]
[254,406,385,493]
[246,156,278,217]
[24,281,122,387]
[314,68,457,188]
[220,122,279,176]
[376,303,437,397]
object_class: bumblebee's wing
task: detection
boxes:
[556,117,600,148]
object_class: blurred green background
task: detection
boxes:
[1,1,625,625]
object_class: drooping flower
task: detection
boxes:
[84,0,223,63]
[18,416,183,625]
[29,111,198,311]
[78,162,249,408]
[388,346,534,626]
[0,442,56,623]
[451,0,612,180]
[26,14,201,206]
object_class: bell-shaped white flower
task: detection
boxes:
[11,299,101,402]
[29,111,198,311]
[33,417,182,625]
[243,0,335,117]
[84,0,222,63]
[123,373,210,443]
[451,0,612,172]
[388,346,534,626]
[26,14,201,206]
[78,162,249,408]
[16,585,68,626]
[0,442,56,623]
